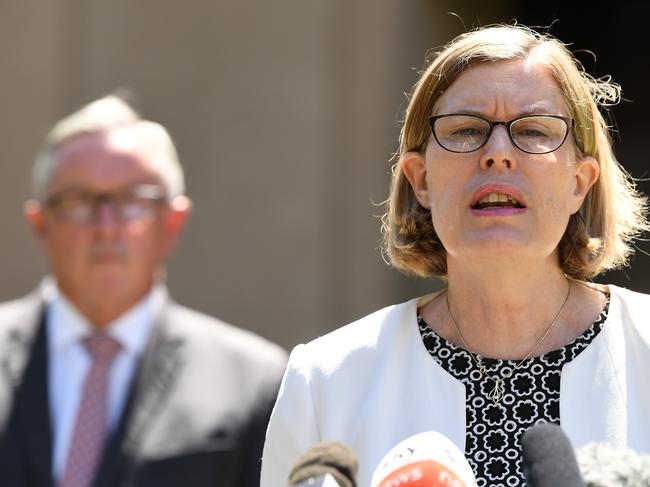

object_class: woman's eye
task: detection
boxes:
[513,122,554,138]
[518,128,548,137]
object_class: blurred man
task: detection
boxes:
[0,95,287,487]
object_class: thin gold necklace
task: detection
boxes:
[445,280,571,404]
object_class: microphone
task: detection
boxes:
[521,423,586,487]
[291,473,341,487]
[576,442,650,486]
[288,442,358,487]
[370,431,477,487]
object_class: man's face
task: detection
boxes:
[26,128,191,325]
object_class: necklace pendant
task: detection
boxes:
[488,377,505,403]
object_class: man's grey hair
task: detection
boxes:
[577,443,650,486]
[32,94,186,200]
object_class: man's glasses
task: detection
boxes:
[428,114,574,154]
[44,184,167,225]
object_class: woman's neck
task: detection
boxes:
[420,257,601,360]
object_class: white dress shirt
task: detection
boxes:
[45,282,163,480]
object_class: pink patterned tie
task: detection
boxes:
[59,333,121,487]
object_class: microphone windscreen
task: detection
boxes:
[576,442,650,486]
[521,423,586,487]
[292,473,344,487]
[288,442,358,487]
[370,431,477,487]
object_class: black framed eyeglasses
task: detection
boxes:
[44,184,167,225]
[428,114,574,154]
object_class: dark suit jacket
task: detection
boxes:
[0,286,288,487]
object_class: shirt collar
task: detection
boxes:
[45,280,165,356]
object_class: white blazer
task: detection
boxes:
[261,284,650,487]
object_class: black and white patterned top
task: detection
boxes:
[417,295,609,487]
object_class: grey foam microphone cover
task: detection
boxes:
[576,442,650,486]
[288,442,358,487]
[521,423,586,487]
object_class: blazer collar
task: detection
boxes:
[1,287,46,389]
[0,290,54,487]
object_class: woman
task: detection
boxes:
[261,25,650,487]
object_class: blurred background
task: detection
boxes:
[1,1,648,349]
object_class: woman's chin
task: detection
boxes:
[448,235,549,263]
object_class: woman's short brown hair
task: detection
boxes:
[382,24,648,280]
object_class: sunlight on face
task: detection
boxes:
[422,59,595,269]
[36,129,179,318]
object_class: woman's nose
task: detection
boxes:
[479,125,518,171]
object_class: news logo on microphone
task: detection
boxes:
[370,431,477,487]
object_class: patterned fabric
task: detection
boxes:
[418,296,609,487]
[59,333,121,487]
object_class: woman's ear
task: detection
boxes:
[401,152,431,209]
[572,155,600,213]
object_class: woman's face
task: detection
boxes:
[403,59,599,268]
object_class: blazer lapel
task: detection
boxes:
[1,296,54,487]
[94,304,185,487]
[0,290,44,424]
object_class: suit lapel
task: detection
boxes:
[94,303,185,487]
[1,294,54,487]
[0,290,44,424]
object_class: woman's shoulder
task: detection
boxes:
[577,281,650,310]
[288,292,440,375]
[602,283,650,343]
[608,283,650,302]
[607,283,650,314]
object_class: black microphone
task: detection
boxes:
[288,442,358,487]
[521,423,586,487]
